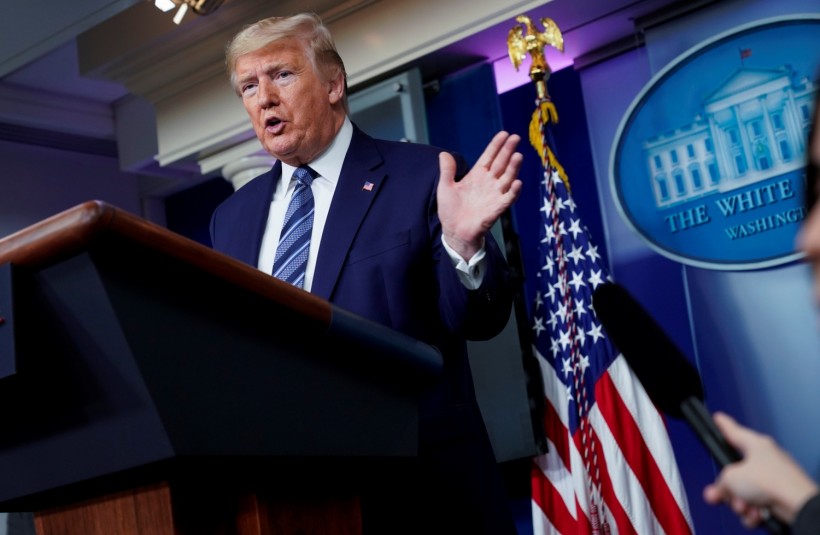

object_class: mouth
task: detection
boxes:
[264,116,283,133]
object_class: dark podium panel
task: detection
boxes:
[0,200,442,535]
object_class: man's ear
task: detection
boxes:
[328,71,345,105]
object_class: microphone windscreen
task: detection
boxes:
[592,282,704,419]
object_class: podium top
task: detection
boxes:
[0,199,333,327]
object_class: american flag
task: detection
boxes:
[527,101,694,534]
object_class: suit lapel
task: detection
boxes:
[243,162,282,267]
[214,162,280,267]
[311,128,384,300]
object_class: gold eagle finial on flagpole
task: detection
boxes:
[507,15,564,100]
[507,14,569,188]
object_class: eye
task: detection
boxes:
[240,82,258,98]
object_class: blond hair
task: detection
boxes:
[225,12,348,111]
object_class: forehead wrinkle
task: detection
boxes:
[237,56,286,82]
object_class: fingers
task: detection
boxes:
[713,412,744,448]
[503,151,524,189]
[509,174,523,194]
[476,131,522,177]
[731,497,764,528]
[713,411,759,456]
[474,131,509,169]
[494,134,522,178]
[712,412,736,442]
[703,483,722,505]
[704,478,763,528]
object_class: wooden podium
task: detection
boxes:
[0,201,442,535]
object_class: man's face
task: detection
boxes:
[234,38,343,166]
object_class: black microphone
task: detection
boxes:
[591,281,790,535]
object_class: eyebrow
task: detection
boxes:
[236,59,285,82]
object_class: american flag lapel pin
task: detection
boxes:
[362,181,374,192]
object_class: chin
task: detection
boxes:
[263,142,290,160]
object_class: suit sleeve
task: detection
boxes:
[434,153,514,341]
[793,492,820,535]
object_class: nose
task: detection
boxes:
[257,77,277,108]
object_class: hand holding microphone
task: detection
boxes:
[592,282,792,535]
[703,411,819,531]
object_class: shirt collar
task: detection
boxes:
[280,117,352,184]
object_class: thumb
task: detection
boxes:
[438,151,457,187]
[714,412,753,454]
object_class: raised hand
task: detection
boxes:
[437,131,524,260]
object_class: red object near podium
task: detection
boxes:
[0,201,442,535]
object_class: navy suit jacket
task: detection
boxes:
[210,125,514,446]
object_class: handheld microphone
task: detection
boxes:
[592,281,790,535]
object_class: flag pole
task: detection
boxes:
[500,15,566,456]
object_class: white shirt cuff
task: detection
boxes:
[441,236,486,290]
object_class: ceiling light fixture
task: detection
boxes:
[152,0,226,25]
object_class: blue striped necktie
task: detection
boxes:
[272,165,315,288]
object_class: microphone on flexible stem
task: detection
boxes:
[591,282,790,535]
